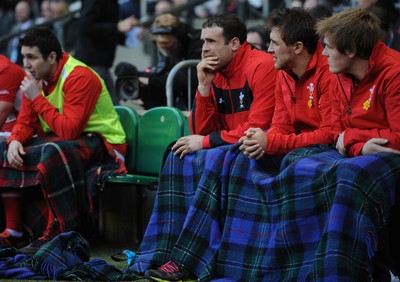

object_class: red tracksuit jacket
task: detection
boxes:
[331,40,400,156]
[189,42,278,149]
[266,43,334,155]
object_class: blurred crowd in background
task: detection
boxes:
[1,0,400,109]
[1,0,400,56]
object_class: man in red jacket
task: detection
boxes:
[239,7,333,164]
[314,9,400,279]
[319,9,400,157]
[172,13,277,158]
[0,54,25,135]
[0,28,126,254]
[128,13,277,281]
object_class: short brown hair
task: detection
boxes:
[202,13,247,44]
[266,7,318,54]
[316,8,380,59]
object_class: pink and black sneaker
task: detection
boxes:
[145,260,197,282]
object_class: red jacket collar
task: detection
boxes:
[220,41,251,79]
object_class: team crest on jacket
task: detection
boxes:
[213,81,253,113]
[363,84,375,110]
[239,92,245,108]
[307,83,314,108]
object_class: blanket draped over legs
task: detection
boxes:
[129,143,400,281]
[214,145,400,281]
[168,148,284,282]
[0,134,119,239]
[129,144,238,277]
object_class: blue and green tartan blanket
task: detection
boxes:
[129,145,234,274]
[129,144,400,281]
[0,231,123,280]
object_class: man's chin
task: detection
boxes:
[328,67,340,74]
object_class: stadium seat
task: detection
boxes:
[113,105,139,172]
[101,106,185,242]
[107,106,185,186]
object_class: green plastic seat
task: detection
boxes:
[107,106,185,186]
[136,106,185,175]
[113,105,139,172]
[103,106,185,241]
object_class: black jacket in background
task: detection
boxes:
[74,0,124,68]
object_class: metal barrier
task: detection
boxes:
[165,59,201,110]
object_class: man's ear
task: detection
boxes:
[293,41,304,55]
[48,51,57,64]
[230,37,241,52]
[346,49,356,58]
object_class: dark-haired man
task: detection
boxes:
[125,13,277,281]
[0,27,126,254]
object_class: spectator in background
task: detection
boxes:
[171,0,194,18]
[390,14,400,52]
[35,0,53,25]
[296,0,341,12]
[356,0,382,9]
[51,0,79,54]
[0,54,25,137]
[307,4,332,19]
[6,0,34,66]
[248,0,285,13]
[0,1,15,55]
[357,0,400,51]
[290,0,303,8]
[147,0,173,16]
[247,26,269,50]
[193,0,220,18]
[368,5,397,47]
[355,0,398,47]
[359,0,399,17]
[119,0,140,19]
[74,0,138,105]
[154,0,173,15]
[115,13,202,110]
[119,0,143,49]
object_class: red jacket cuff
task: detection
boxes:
[202,135,211,149]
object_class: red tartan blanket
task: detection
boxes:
[0,133,124,238]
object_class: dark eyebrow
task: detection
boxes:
[201,37,216,42]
